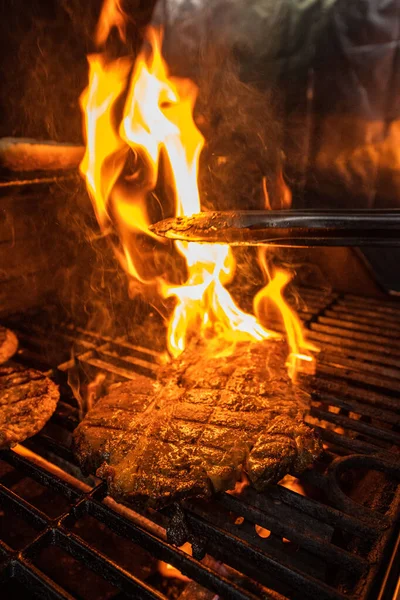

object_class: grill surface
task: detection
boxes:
[0,288,399,600]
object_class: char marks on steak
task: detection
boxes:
[74,340,322,507]
[0,364,59,448]
[0,326,18,364]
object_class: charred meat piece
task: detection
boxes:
[0,326,18,364]
[74,341,321,507]
[0,364,59,448]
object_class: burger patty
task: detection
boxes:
[0,364,60,448]
[74,340,322,507]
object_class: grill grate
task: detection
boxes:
[0,288,399,600]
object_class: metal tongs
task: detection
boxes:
[150,209,400,247]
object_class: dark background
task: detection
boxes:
[2,0,400,208]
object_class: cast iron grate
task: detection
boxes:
[0,288,399,599]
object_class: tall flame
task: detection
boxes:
[254,250,317,379]
[80,7,315,376]
[95,0,128,47]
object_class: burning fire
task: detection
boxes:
[79,3,316,376]
[158,542,192,581]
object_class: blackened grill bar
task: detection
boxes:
[0,453,263,600]
[0,289,399,599]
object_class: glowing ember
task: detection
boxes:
[255,524,271,539]
[279,473,307,497]
[79,1,316,377]
[158,542,192,581]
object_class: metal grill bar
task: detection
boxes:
[0,289,399,599]
[308,378,400,412]
[310,407,400,445]
[0,485,48,529]
[316,363,400,392]
[312,392,399,425]
[216,493,368,572]
[53,528,166,600]
[0,448,264,599]
[316,345,400,369]
[11,560,77,600]
[183,510,349,600]
[311,323,400,349]
[307,330,400,359]
[243,485,378,540]
[86,499,259,600]
[309,425,390,455]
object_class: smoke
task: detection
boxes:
[160,23,288,212]
[54,178,165,340]
[195,50,286,212]
[0,0,159,142]
[0,1,93,141]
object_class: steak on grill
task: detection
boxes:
[74,340,321,507]
[0,326,18,364]
[0,364,60,448]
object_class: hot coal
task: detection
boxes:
[0,326,18,364]
[0,364,59,448]
[74,340,322,508]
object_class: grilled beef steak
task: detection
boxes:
[74,340,321,507]
[0,326,18,364]
[0,364,59,448]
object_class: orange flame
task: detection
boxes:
[80,8,315,377]
[254,249,317,380]
[158,542,192,581]
[95,0,128,47]
[80,54,131,229]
